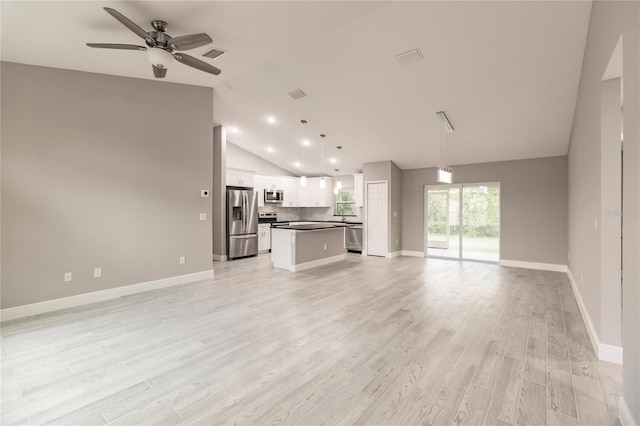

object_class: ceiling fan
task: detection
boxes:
[87,7,223,78]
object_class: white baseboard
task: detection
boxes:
[0,270,214,322]
[499,259,567,272]
[401,250,424,258]
[567,268,601,356]
[566,268,623,364]
[599,343,623,365]
[213,254,227,262]
[386,251,401,259]
[292,254,346,272]
[620,396,638,426]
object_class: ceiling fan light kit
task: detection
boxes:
[147,47,175,67]
[87,7,223,78]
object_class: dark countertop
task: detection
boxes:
[272,223,350,231]
[270,220,362,227]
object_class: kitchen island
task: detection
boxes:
[271,223,347,271]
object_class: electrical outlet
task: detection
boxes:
[581,273,584,284]
[179,256,186,265]
[64,272,72,282]
[94,268,102,278]
[595,217,598,229]
[201,190,209,197]
[396,239,399,245]
[323,244,327,250]
[199,213,206,221]
[393,211,398,218]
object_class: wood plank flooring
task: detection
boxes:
[0,254,622,425]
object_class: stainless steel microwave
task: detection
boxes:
[264,189,284,203]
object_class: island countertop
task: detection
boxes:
[272,223,352,231]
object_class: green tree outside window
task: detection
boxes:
[336,188,356,216]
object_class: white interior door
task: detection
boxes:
[366,182,388,257]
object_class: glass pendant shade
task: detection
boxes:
[147,47,175,67]
[320,177,326,189]
[336,179,342,190]
[334,186,339,195]
[300,175,307,186]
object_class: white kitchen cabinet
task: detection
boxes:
[226,169,254,188]
[258,223,271,252]
[254,175,265,207]
[300,177,331,207]
[282,177,299,207]
[353,173,363,207]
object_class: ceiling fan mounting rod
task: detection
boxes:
[151,20,168,32]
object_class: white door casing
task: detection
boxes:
[366,181,388,257]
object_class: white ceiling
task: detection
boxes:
[1,1,592,176]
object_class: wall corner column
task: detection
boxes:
[213,125,227,261]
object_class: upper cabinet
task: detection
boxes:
[239,172,333,208]
[353,173,363,207]
[226,168,254,188]
[282,177,299,207]
[303,177,332,207]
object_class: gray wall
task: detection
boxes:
[567,1,639,420]
[600,78,622,347]
[390,162,403,253]
[227,142,294,176]
[402,156,568,265]
[1,62,213,309]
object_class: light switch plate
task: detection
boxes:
[199,213,206,221]
[94,267,102,278]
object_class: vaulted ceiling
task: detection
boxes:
[1,1,592,175]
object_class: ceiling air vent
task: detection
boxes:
[394,48,423,66]
[288,89,307,100]
[202,47,227,60]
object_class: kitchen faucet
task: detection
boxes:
[342,215,346,222]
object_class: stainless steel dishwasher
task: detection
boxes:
[345,225,363,253]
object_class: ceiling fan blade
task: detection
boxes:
[152,65,167,78]
[103,7,154,43]
[169,33,212,51]
[87,43,146,51]
[173,53,221,76]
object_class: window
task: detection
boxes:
[335,188,356,216]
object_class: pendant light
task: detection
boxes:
[300,119,307,187]
[319,134,326,189]
[436,111,454,184]
[336,179,342,190]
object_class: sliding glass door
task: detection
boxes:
[425,186,460,259]
[425,183,500,262]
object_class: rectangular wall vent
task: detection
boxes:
[288,89,307,100]
[394,48,424,66]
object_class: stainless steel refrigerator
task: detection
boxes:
[227,189,258,260]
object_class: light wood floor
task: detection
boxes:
[1,254,622,426]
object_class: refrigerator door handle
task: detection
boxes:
[242,191,247,232]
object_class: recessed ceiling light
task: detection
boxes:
[266,116,276,124]
[329,158,337,164]
[230,127,239,133]
[294,161,301,168]
[267,147,274,153]
[302,139,310,146]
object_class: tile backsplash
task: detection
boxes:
[259,204,363,222]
